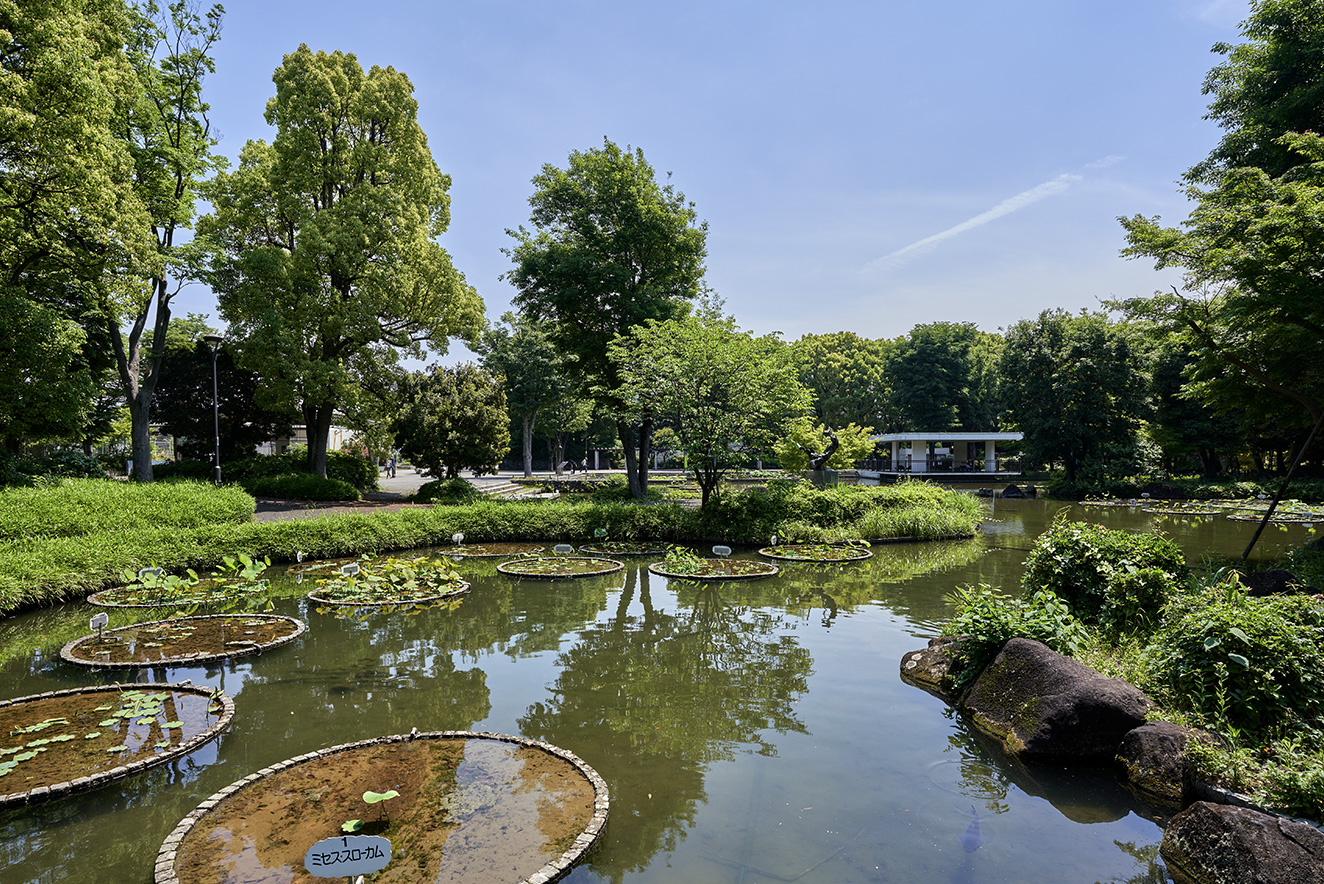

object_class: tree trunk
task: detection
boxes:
[304,401,334,478]
[636,411,653,499]
[109,280,172,483]
[618,421,640,498]
[521,412,536,478]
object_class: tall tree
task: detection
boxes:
[505,138,708,500]
[886,322,1000,432]
[0,0,152,453]
[790,332,892,429]
[1146,337,1245,477]
[392,365,509,479]
[478,311,570,478]
[610,312,809,507]
[1187,0,1324,184]
[1000,310,1148,484]
[202,45,484,477]
[108,0,223,481]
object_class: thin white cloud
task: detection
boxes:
[864,156,1124,274]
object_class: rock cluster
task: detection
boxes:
[900,636,1324,884]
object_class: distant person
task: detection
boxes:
[386,456,396,478]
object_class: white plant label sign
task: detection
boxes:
[304,835,391,878]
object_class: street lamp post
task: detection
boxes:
[202,334,223,485]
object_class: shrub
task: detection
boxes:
[944,583,1089,685]
[414,478,481,505]
[242,473,360,501]
[153,459,215,482]
[1145,581,1324,737]
[17,450,108,480]
[224,451,378,490]
[1022,518,1187,630]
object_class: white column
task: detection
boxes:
[910,440,927,473]
[985,440,996,473]
[891,440,899,469]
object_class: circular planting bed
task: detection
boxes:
[157,731,609,884]
[306,555,470,607]
[0,683,233,808]
[61,615,305,669]
[647,559,779,581]
[496,556,624,580]
[578,541,670,557]
[88,578,265,609]
[757,543,873,563]
[287,556,360,576]
[433,542,547,558]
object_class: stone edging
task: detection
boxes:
[0,682,234,809]
[305,581,470,607]
[496,557,625,580]
[646,561,779,581]
[60,614,306,670]
[756,545,873,563]
[153,730,611,884]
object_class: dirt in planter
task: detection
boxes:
[65,616,300,665]
[0,688,221,793]
[174,738,596,884]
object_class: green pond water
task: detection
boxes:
[0,497,1314,884]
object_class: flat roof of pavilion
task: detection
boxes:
[872,431,1023,443]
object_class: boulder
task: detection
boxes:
[959,637,1151,761]
[1115,721,1217,808]
[1001,484,1025,498]
[1161,801,1324,884]
[899,636,968,703]
[1242,568,1317,596]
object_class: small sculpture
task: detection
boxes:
[801,430,840,470]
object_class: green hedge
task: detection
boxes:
[224,450,379,490]
[242,473,360,501]
[0,481,983,614]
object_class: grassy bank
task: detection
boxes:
[0,478,983,614]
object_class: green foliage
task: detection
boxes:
[242,474,359,502]
[1022,517,1187,629]
[12,451,109,482]
[0,479,253,542]
[790,331,892,429]
[944,584,1089,684]
[610,311,811,506]
[151,459,215,482]
[202,44,484,478]
[887,322,1002,433]
[393,365,509,479]
[1001,310,1149,483]
[224,451,377,491]
[1147,581,1324,737]
[774,421,876,472]
[413,478,482,505]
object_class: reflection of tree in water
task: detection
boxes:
[1097,841,1168,884]
[518,567,814,883]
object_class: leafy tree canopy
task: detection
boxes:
[202,45,483,478]
[393,365,509,479]
[887,322,1001,433]
[790,331,891,429]
[505,138,707,498]
[1000,310,1149,484]
[610,311,810,506]
[773,421,876,472]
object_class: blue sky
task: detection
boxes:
[178,0,1250,361]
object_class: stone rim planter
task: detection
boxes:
[0,683,234,809]
[578,541,670,557]
[497,556,625,580]
[757,543,873,563]
[154,730,610,884]
[647,560,779,581]
[306,581,470,607]
[60,614,305,670]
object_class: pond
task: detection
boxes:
[0,497,1313,884]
